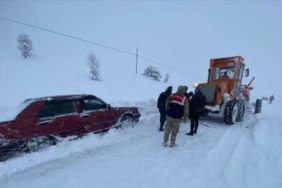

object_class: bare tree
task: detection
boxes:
[142,65,162,81]
[164,73,170,83]
[87,52,102,81]
[17,34,33,58]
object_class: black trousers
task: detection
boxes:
[159,109,166,129]
[190,115,200,133]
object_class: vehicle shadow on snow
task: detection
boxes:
[200,114,230,128]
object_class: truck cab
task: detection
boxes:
[209,56,247,103]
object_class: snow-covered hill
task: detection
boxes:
[0,1,281,188]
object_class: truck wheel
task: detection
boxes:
[224,100,239,125]
[254,99,262,113]
[236,99,245,122]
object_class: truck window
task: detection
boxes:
[235,64,245,94]
[213,65,235,80]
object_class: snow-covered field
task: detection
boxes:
[0,100,281,188]
[0,1,281,188]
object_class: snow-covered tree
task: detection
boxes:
[87,52,102,81]
[164,73,170,83]
[142,65,162,81]
[17,34,33,58]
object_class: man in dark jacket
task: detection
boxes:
[157,86,173,131]
[186,86,206,136]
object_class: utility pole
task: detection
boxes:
[136,47,138,74]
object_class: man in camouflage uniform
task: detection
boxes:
[162,86,189,147]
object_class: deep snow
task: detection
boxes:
[0,101,281,188]
[0,1,282,188]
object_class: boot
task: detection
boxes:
[186,132,193,136]
[170,142,177,147]
[186,123,194,136]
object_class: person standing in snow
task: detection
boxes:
[163,86,188,147]
[157,86,173,131]
[269,95,274,104]
[186,86,206,136]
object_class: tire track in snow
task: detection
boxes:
[116,120,229,188]
[224,114,263,188]
[187,115,254,188]
[225,104,282,188]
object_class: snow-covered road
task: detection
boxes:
[0,100,281,188]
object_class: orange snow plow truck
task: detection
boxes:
[196,56,262,125]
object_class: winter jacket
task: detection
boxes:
[166,86,189,120]
[189,91,206,118]
[184,91,193,101]
[157,87,172,111]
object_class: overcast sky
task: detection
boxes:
[0,1,281,96]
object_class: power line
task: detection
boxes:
[138,55,200,79]
[0,17,203,80]
[0,17,135,56]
